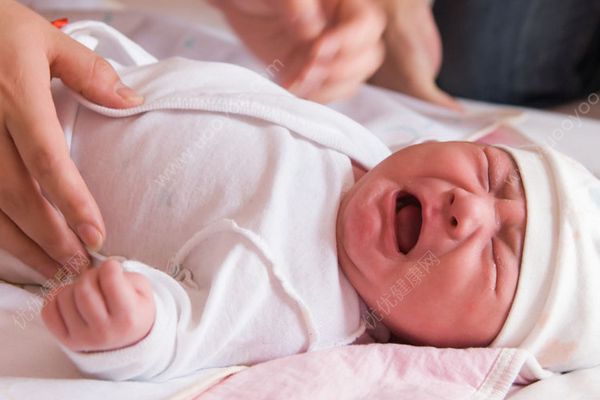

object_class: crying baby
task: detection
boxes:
[4,29,599,381]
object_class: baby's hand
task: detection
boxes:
[41,259,155,352]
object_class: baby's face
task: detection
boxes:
[337,141,526,347]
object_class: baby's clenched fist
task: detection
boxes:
[42,259,155,352]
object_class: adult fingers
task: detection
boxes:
[404,79,464,111]
[313,0,385,60]
[370,48,463,111]
[0,210,59,279]
[305,78,358,104]
[0,128,87,269]
[274,41,316,90]
[272,0,326,41]
[288,0,385,100]
[49,31,143,108]
[298,43,385,103]
[421,87,463,111]
[5,52,106,251]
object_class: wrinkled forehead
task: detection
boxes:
[382,141,523,182]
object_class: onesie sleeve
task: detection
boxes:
[59,231,308,382]
[59,260,197,381]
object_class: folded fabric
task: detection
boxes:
[493,145,600,373]
[198,343,539,400]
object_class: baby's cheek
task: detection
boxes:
[362,270,412,315]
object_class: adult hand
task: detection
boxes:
[42,260,155,352]
[0,0,143,278]
[213,0,386,103]
[370,0,462,111]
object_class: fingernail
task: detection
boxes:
[76,224,103,251]
[115,82,144,104]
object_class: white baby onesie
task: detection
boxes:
[22,22,392,381]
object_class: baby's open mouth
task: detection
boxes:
[395,192,422,254]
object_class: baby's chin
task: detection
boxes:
[382,320,501,349]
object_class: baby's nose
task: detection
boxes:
[446,189,494,240]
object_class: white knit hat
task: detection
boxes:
[491,144,600,373]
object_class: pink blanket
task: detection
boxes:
[197,344,535,400]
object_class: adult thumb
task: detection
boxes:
[49,32,143,108]
[278,0,327,41]
[413,81,464,112]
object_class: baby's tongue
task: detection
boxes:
[396,204,421,254]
